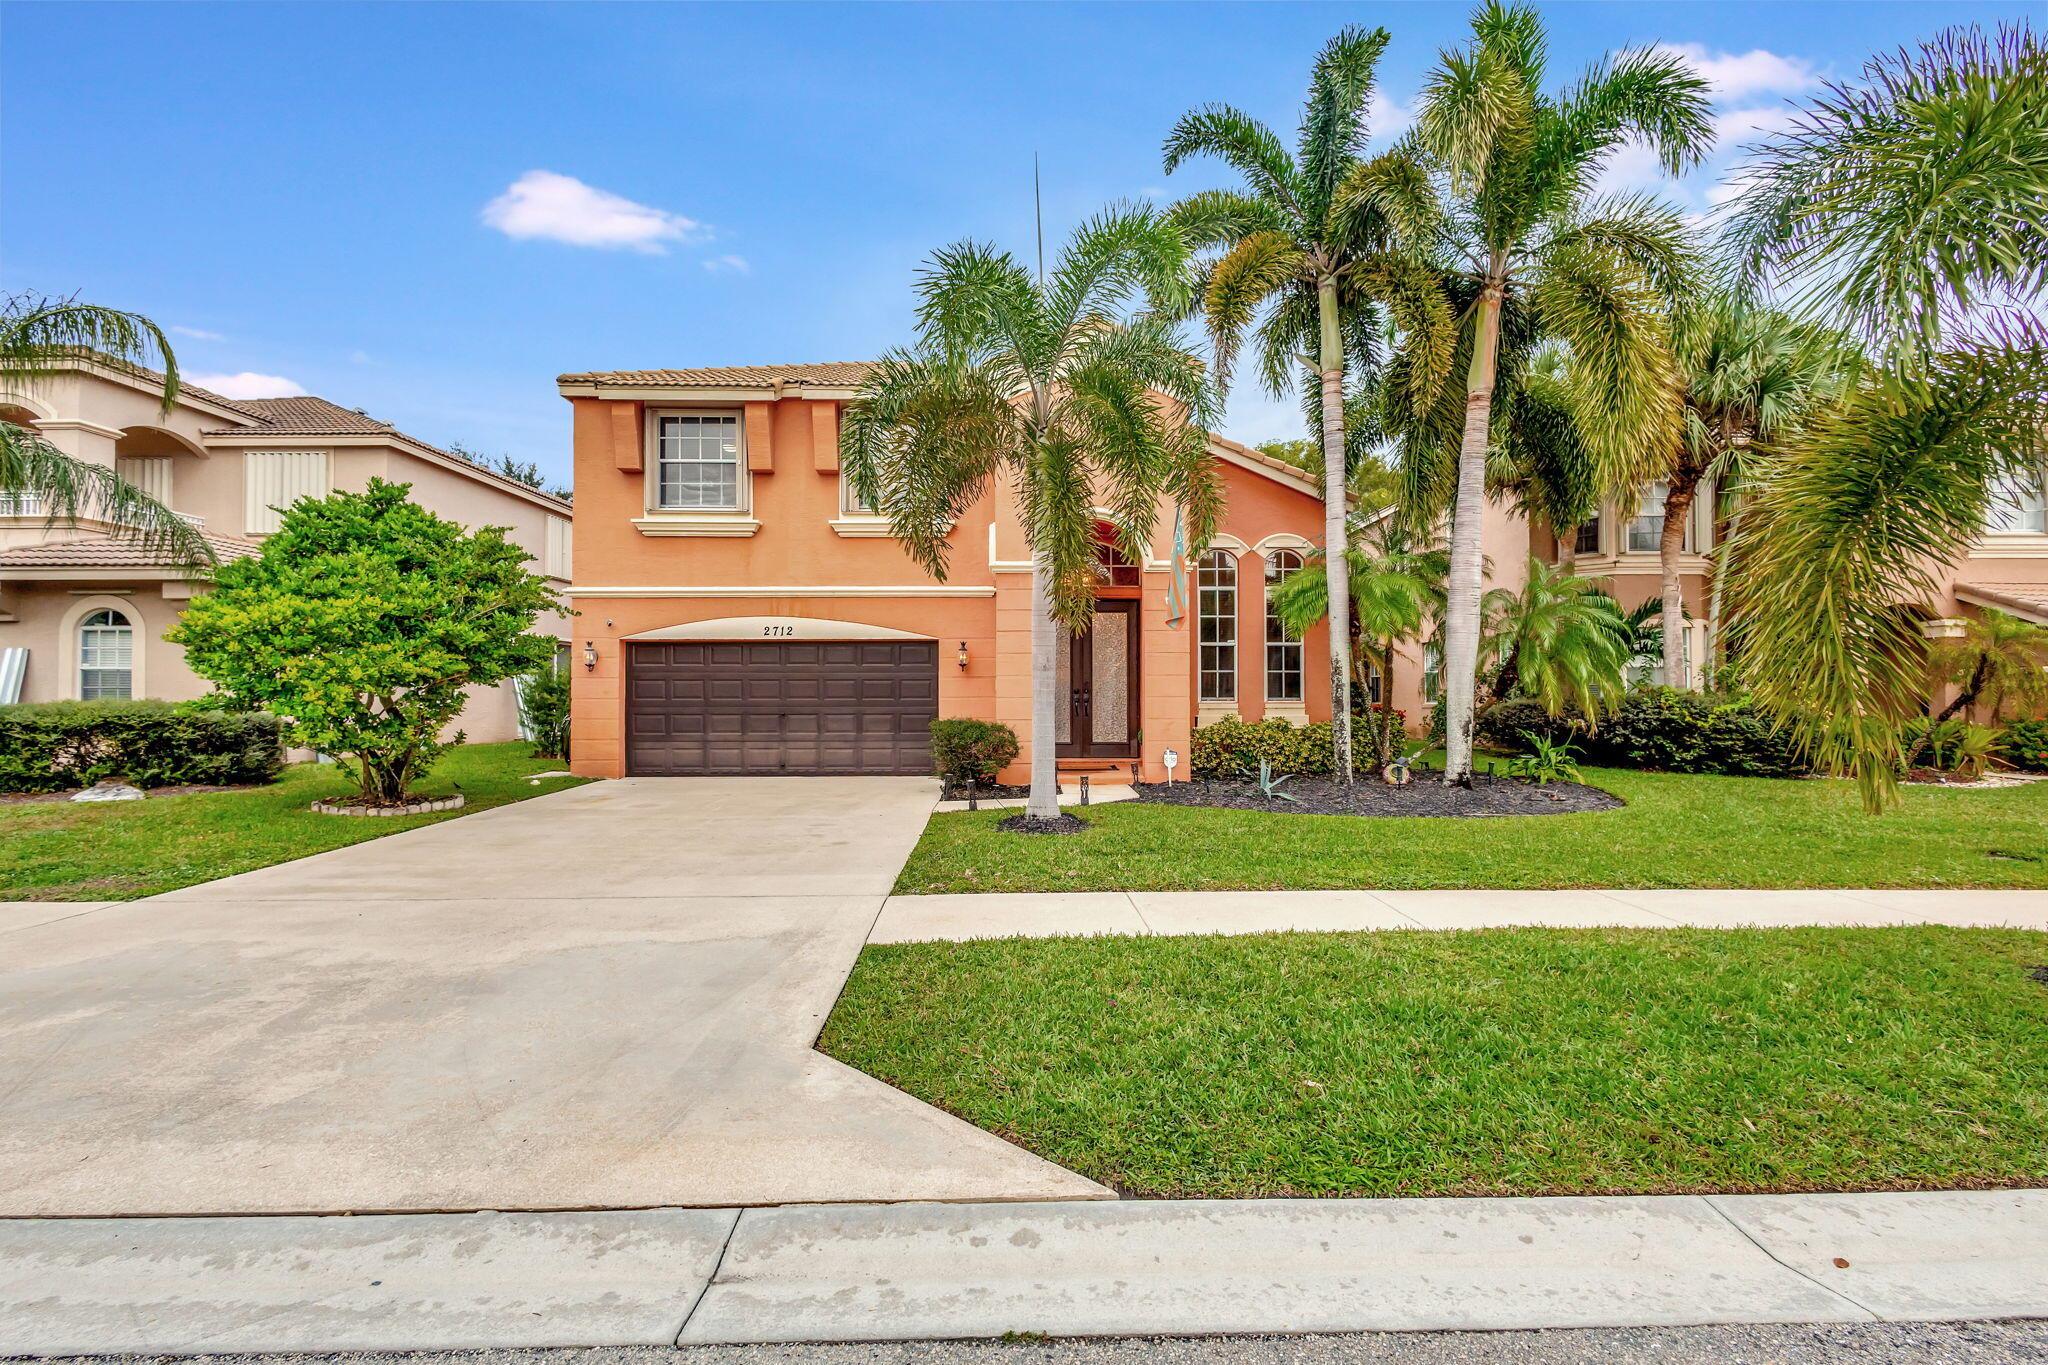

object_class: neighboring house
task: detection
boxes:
[0,357,573,740]
[558,363,1344,784]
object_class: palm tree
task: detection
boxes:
[1481,556,1629,723]
[1494,344,1600,569]
[1408,0,1711,782]
[0,295,212,563]
[1719,21,2048,809]
[1926,610,2048,726]
[1162,25,1453,782]
[839,205,1222,822]
[1653,298,1849,687]
[1270,520,1448,771]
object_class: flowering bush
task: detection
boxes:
[1997,719,2048,772]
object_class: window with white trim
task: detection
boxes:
[655,413,743,510]
[1573,517,1601,557]
[78,608,133,700]
[1987,470,2046,534]
[840,473,878,516]
[1198,549,1237,703]
[1627,483,1667,552]
[1264,549,1305,703]
[1422,639,1442,703]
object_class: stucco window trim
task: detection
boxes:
[645,408,750,517]
[59,593,146,701]
[1968,533,2048,560]
[631,513,761,538]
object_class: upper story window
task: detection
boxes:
[1627,483,1696,554]
[1574,517,1601,557]
[79,608,133,700]
[1422,639,1443,703]
[244,450,330,535]
[1198,549,1237,703]
[1264,549,1305,703]
[1987,471,2046,534]
[655,413,742,510]
[840,475,878,516]
[544,514,573,580]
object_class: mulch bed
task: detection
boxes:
[1138,773,1622,818]
[996,812,1091,835]
[941,780,1032,802]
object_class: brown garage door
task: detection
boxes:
[626,640,937,776]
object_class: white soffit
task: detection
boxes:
[622,616,935,642]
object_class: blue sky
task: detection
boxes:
[3,1,2029,487]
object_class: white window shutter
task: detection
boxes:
[115,456,174,505]
[244,451,330,534]
[545,514,573,579]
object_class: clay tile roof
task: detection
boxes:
[556,362,877,388]
[200,395,403,438]
[0,530,263,570]
[1955,581,2048,625]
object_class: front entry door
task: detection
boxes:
[1056,598,1141,759]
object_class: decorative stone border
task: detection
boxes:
[309,794,465,818]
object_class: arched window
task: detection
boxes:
[1263,549,1304,702]
[78,608,134,700]
[1197,549,1237,702]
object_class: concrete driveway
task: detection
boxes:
[0,777,1105,1216]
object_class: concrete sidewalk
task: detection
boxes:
[4,1189,2042,1353]
[868,888,2048,943]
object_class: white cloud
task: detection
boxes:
[189,371,306,400]
[1366,90,1414,143]
[347,349,375,365]
[170,325,224,342]
[1712,105,1800,150]
[702,254,751,275]
[481,170,703,253]
[1657,43,1820,102]
[1594,140,1680,197]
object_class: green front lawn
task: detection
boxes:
[821,927,2048,1198]
[0,741,586,901]
[899,763,2048,892]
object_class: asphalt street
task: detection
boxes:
[17,1320,2047,1365]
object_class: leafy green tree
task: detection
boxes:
[839,205,1220,822]
[448,441,572,503]
[1720,21,2048,808]
[1256,437,1402,513]
[1164,25,1453,782]
[168,479,564,805]
[0,295,212,564]
[1271,521,1448,771]
[1481,556,1629,723]
[1407,0,1710,781]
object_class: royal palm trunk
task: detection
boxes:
[1659,475,1700,688]
[1316,277,1354,783]
[1026,559,1062,821]
[1441,280,1504,784]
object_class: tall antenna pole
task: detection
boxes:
[1034,151,1045,287]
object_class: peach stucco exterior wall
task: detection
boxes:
[566,395,1333,783]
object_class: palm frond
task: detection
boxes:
[1298,25,1393,224]
[1724,322,2048,809]
[1163,189,1289,251]
[0,295,180,413]
[1162,104,1303,216]
[1203,231,1308,393]
[0,422,215,565]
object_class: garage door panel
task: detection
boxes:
[626,640,938,775]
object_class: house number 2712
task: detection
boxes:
[762,625,795,637]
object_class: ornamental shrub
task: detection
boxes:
[520,664,572,760]
[1188,715,1399,779]
[166,480,564,805]
[929,717,1020,788]
[1996,719,2048,772]
[0,699,285,793]
[1477,687,1810,778]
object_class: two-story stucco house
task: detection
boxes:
[556,363,1367,785]
[0,357,574,740]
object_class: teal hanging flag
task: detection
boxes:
[1164,505,1188,629]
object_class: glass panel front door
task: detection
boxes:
[1059,599,1139,759]
[1090,610,1129,745]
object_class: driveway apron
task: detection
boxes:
[0,777,1106,1216]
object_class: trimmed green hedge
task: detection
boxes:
[1191,715,1412,778]
[1477,687,1809,778]
[0,700,287,793]
[1998,719,2048,772]
[930,717,1020,788]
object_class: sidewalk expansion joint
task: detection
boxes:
[673,1207,744,1346]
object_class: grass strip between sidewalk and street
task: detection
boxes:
[820,925,2048,1199]
[0,741,586,900]
[897,764,2048,893]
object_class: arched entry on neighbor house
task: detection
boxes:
[111,426,209,516]
[1056,521,1142,761]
